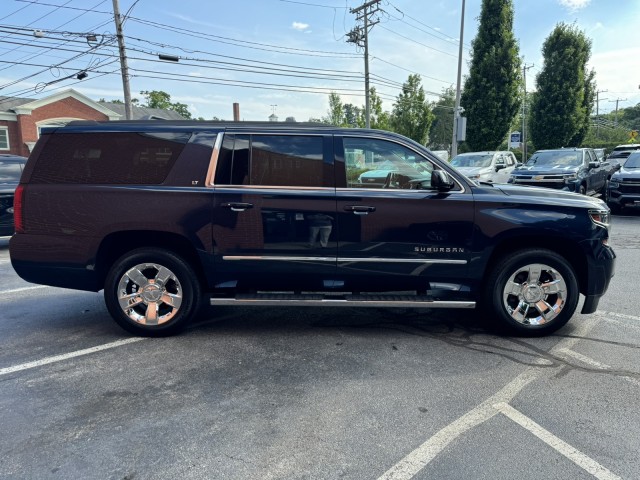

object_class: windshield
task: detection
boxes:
[450,154,493,168]
[525,151,582,167]
[624,153,640,168]
[0,162,24,182]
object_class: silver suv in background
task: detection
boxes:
[449,151,518,183]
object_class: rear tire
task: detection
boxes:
[104,248,201,336]
[483,249,579,336]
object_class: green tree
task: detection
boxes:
[390,74,434,144]
[530,23,595,149]
[139,90,192,119]
[324,91,345,126]
[460,0,521,150]
[429,87,455,150]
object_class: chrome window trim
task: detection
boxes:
[205,132,224,187]
[337,133,467,193]
[222,256,467,265]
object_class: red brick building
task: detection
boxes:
[0,89,184,157]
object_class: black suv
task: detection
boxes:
[0,154,27,237]
[10,122,615,337]
[606,150,640,213]
[509,148,611,195]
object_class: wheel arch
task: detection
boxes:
[94,230,208,289]
[484,235,588,295]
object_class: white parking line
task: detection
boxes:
[494,403,622,480]
[0,285,50,295]
[597,310,640,330]
[377,369,540,480]
[556,348,640,387]
[377,316,599,480]
[0,338,146,376]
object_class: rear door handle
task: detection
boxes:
[222,202,254,212]
[343,205,376,215]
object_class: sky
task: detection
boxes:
[0,0,639,122]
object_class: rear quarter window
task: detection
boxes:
[30,132,191,184]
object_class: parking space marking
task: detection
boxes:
[494,403,622,480]
[377,369,540,480]
[556,348,640,387]
[0,285,49,295]
[377,316,599,480]
[0,338,146,376]
[597,310,640,330]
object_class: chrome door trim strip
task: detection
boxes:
[338,257,467,264]
[222,256,467,265]
[222,256,335,262]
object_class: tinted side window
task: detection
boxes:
[214,134,250,185]
[343,137,435,190]
[31,132,190,184]
[249,135,326,187]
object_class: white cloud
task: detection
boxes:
[292,21,309,31]
[558,0,591,12]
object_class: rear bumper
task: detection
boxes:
[10,233,101,291]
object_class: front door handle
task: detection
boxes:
[343,205,376,215]
[222,202,254,212]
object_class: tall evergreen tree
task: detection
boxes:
[460,0,521,150]
[530,23,595,149]
[390,74,434,144]
[429,87,456,150]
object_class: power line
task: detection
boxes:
[378,25,457,58]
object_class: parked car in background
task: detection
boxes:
[429,150,449,162]
[509,147,609,195]
[606,150,640,213]
[450,151,518,183]
[0,154,27,237]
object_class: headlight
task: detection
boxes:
[609,180,619,188]
[564,173,577,184]
[589,209,610,228]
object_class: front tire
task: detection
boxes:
[483,249,579,336]
[104,248,201,336]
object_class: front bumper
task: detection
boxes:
[607,185,640,209]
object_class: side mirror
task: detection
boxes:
[495,164,505,171]
[431,170,454,192]
[589,161,599,169]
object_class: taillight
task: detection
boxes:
[13,184,24,233]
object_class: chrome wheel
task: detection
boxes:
[117,262,183,326]
[502,263,567,326]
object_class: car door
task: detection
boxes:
[586,149,605,193]
[493,153,516,183]
[334,134,475,292]
[211,131,337,291]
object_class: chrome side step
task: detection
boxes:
[210,293,475,309]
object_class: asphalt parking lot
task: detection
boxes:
[1,213,639,480]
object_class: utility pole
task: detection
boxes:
[595,89,608,139]
[609,97,627,126]
[112,0,132,120]
[521,62,534,162]
[451,0,465,158]
[347,0,381,129]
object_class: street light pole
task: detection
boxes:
[451,0,465,159]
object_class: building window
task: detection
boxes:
[0,128,9,150]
